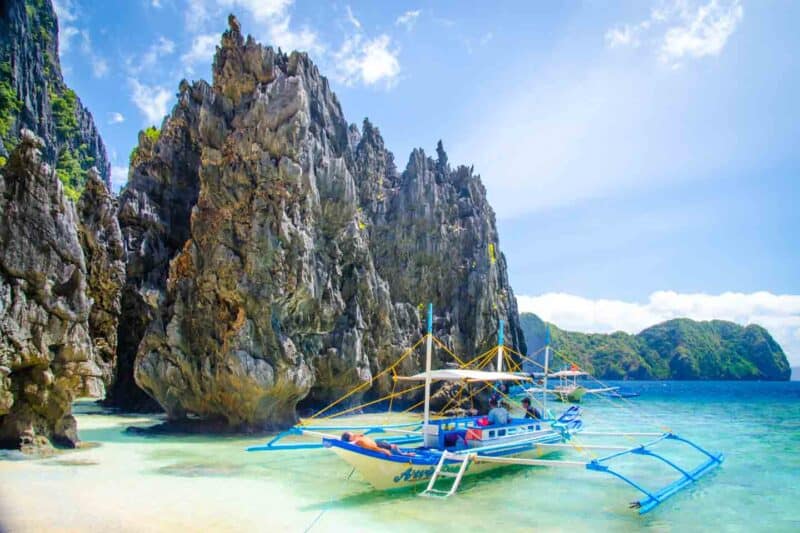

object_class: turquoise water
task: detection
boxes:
[1,381,798,532]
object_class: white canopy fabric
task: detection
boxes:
[532,370,588,378]
[548,370,589,378]
[395,369,532,382]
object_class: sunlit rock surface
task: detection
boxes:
[0,131,120,448]
[115,16,526,429]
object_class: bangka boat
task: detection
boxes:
[513,369,620,403]
[248,304,723,514]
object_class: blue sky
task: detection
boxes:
[52,0,800,364]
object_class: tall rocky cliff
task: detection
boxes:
[521,313,791,380]
[0,0,110,197]
[111,16,525,429]
[0,131,123,449]
[0,0,123,450]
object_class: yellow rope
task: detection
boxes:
[402,396,426,414]
[431,336,468,367]
[504,345,547,371]
[386,371,398,418]
[462,344,502,368]
[306,336,425,421]
[327,382,427,419]
[427,348,490,416]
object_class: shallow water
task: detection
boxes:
[1,381,799,532]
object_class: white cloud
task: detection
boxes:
[181,33,218,72]
[59,26,79,54]
[660,0,743,63]
[480,32,493,46]
[141,36,176,70]
[217,0,291,21]
[396,10,421,30]
[185,0,396,86]
[130,79,173,125]
[52,0,77,23]
[517,291,800,365]
[91,56,108,78]
[151,0,163,7]
[345,5,361,29]
[605,24,640,48]
[605,0,742,65]
[108,112,125,124]
[192,0,322,54]
[184,0,211,27]
[110,165,129,193]
[266,14,323,54]
[53,0,79,54]
[334,34,400,87]
[59,26,108,77]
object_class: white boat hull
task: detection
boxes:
[330,439,562,490]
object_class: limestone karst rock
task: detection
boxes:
[114,17,526,429]
[0,1,123,451]
[0,0,111,194]
[77,169,126,390]
[0,131,109,448]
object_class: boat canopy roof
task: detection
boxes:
[395,369,531,382]
[549,370,589,377]
[532,370,589,378]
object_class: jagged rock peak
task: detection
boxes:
[114,17,525,429]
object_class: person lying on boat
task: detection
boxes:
[487,396,510,425]
[340,432,414,457]
[520,397,543,420]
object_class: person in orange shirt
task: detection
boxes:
[340,432,413,457]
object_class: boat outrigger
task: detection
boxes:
[516,369,617,403]
[247,304,723,514]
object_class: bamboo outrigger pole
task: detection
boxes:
[495,319,504,372]
[423,303,435,445]
[543,323,550,417]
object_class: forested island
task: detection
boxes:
[520,313,791,381]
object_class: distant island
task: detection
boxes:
[520,313,791,381]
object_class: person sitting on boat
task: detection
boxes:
[521,397,543,420]
[340,432,413,457]
[487,396,510,425]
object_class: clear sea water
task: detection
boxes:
[1,381,798,532]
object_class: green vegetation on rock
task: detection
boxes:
[129,126,160,164]
[143,125,160,143]
[55,148,82,201]
[50,87,79,139]
[0,61,22,146]
[520,312,791,381]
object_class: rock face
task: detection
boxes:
[0,131,112,448]
[114,17,526,429]
[521,313,791,380]
[105,108,201,412]
[76,170,126,389]
[0,2,123,450]
[0,0,111,195]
